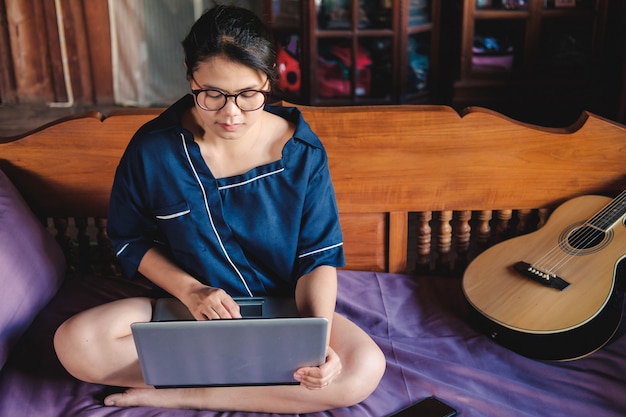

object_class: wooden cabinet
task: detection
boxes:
[399,0,442,103]
[266,0,441,105]
[453,0,609,123]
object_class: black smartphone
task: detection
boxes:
[387,396,458,417]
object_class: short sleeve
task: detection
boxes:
[106,148,158,279]
[292,148,345,279]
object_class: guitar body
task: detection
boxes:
[463,195,626,360]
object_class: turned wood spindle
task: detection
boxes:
[415,211,432,273]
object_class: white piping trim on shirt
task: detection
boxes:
[218,168,285,190]
[298,242,344,258]
[180,133,253,297]
[116,242,130,257]
[155,209,191,220]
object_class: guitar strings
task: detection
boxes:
[528,191,626,278]
[532,191,626,274]
[532,191,625,274]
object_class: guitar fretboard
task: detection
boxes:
[589,191,626,231]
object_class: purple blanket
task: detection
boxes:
[1,270,625,417]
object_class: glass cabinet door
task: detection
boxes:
[267,0,440,105]
[316,37,392,100]
[269,0,304,101]
[317,0,352,30]
[317,0,393,30]
[313,0,396,103]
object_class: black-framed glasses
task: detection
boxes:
[191,88,269,111]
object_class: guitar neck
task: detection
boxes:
[589,191,626,231]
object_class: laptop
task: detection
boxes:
[131,297,328,388]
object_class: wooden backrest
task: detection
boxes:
[294,104,626,273]
[1,105,625,275]
[0,109,162,218]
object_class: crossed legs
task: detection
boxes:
[54,297,386,413]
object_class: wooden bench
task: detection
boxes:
[1,104,625,277]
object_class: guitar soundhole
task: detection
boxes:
[568,226,605,249]
[559,223,612,255]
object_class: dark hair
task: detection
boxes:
[182,5,277,88]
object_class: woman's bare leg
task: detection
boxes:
[54,297,153,387]
[54,299,386,413]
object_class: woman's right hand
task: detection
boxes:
[136,247,241,320]
[181,283,242,320]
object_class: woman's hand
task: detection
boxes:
[293,266,340,389]
[181,283,241,320]
[293,346,342,390]
[137,248,241,320]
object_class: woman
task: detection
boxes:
[54,5,385,413]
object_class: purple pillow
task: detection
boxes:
[0,170,65,369]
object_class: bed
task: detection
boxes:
[0,104,625,417]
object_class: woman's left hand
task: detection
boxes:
[293,346,342,390]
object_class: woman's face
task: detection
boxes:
[190,55,269,141]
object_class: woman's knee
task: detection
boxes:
[347,341,386,403]
[324,353,385,409]
[53,297,154,382]
[329,328,386,407]
[54,315,101,381]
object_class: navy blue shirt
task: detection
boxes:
[107,95,344,297]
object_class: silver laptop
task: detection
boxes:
[131,297,328,388]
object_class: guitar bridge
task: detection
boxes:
[512,262,570,291]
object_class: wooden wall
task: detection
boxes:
[0,0,114,105]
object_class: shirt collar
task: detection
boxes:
[263,105,322,149]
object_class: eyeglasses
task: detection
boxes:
[191,88,269,112]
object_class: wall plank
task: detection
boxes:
[0,0,113,105]
[84,0,114,104]
[6,0,55,103]
[0,0,17,103]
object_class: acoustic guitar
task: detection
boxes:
[462,193,626,360]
